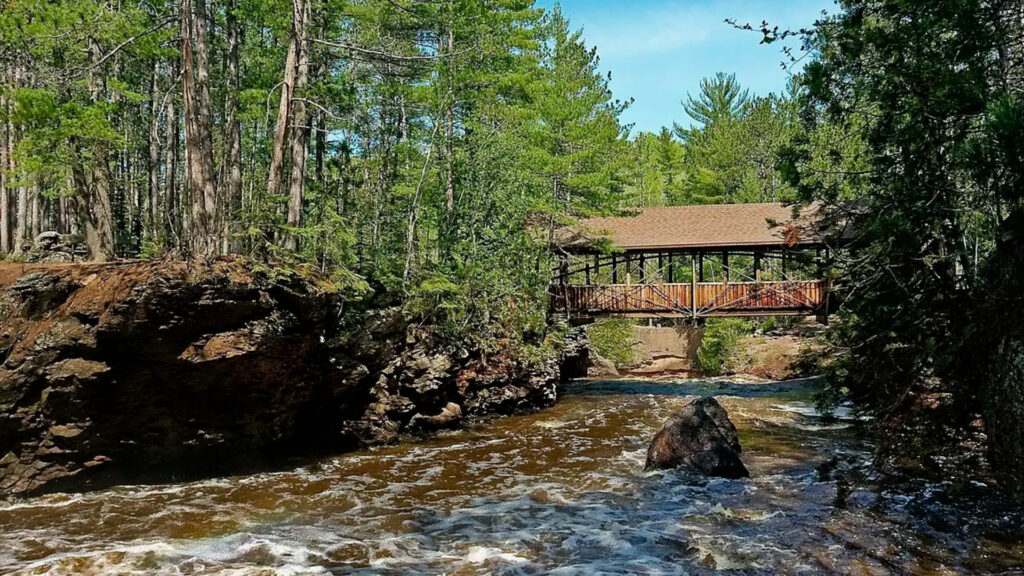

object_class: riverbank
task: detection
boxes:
[2,376,1022,574]
[0,259,583,497]
[588,321,823,382]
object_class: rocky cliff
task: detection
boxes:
[0,259,579,497]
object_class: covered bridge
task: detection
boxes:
[551,203,833,320]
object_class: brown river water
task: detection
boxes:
[2,378,1023,575]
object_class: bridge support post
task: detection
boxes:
[690,254,697,322]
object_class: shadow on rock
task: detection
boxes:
[645,396,749,479]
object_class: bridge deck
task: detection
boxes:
[555,280,830,318]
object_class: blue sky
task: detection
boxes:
[535,0,835,135]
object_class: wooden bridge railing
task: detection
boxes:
[553,280,831,318]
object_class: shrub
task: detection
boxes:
[586,318,637,367]
[695,318,752,375]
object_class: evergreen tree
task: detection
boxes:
[777,0,1024,498]
[674,71,750,134]
[671,74,798,205]
[627,128,684,207]
[527,6,632,221]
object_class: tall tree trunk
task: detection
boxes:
[14,149,26,253]
[88,143,116,261]
[147,62,161,243]
[67,136,115,262]
[313,12,326,195]
[315,112,325,189]
[58,195,69,235]
[164,67,179,249]
[41,193,52,234]
[0,81,10,254]
[266,13,299,203]
[222,0,244,253]
[444,27,455,213]
[128,143,142,252]
[284,0,311,251]
[80,41,117,261]
[181,0,220,258]
[9,65,26,253]
[30,185,39,238]
[13,177,25,251]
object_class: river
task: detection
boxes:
[1,378,1022,575]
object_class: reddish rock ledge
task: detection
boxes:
[0,259,576,497]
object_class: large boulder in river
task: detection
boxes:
[644,396,749,478]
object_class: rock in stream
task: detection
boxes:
[644,395,749,478]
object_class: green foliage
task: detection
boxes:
[676,92,799,205]
[586,318,636,367]
[524,6,634,218]
[0,0,630,348]
[788,0,1018,409]
[677,72,750,129]
[767,0,1024,496]
[622,73,802,207]
[696,318,752,376]
[626,128,684,206]
[758,315,803,334]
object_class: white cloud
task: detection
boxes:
[575,0,823,58]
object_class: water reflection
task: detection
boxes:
[1,378,1021,575]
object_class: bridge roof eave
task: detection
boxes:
[554,202,830,255]
[563,240,828,255]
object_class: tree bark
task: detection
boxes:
[164,65,179,249]
[9,65,26,253]
[266,12,299,203]
[14,161,26,253]
[87,142,117,261]
[222,0,244,253]
[30,185,40,239]
[0,82,10,254]
[77,41,117,261]
[444,26,455,213]
[284,0,311,251]
[180,0,220,258]
[147,62,161,243]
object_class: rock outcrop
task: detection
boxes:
[20,232,87,263]
[644,396,749,478]
[0,259,569,496]
[588,352,619,378]
[557,329,590,382]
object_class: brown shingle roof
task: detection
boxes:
[567,203,823,252]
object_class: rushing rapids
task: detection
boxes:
[1,378,1023,575]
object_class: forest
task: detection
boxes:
[0,0,805,346]
[2,0,1024,504]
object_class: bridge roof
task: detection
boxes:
[563,203,824,252]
